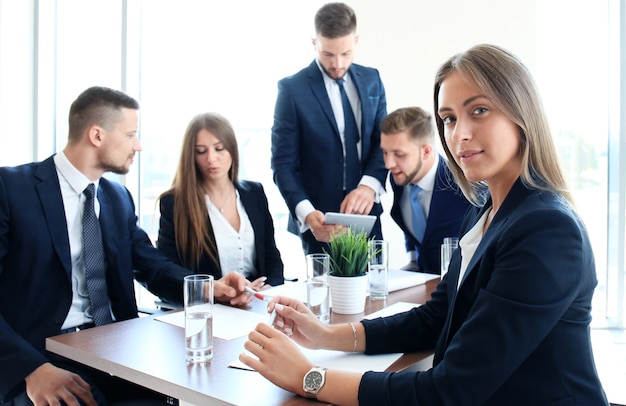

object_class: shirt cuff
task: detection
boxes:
[295,200,316,233]
[359,175,385,204]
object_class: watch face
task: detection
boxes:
[305,371,323,390]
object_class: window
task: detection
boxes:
[129,1,325,244]
[15,0,623,322]
[535,0,618,327]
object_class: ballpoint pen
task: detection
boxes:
[244,285,271,302]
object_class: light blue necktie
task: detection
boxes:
[83,183,113,326]
[336,77,360,191]
[410,184,427,242]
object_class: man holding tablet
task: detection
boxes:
[270,3,388,255]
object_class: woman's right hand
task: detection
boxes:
[267,296,330,349]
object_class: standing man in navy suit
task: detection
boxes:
[0,87,250,405]
[271,2,388,255]
[381,107,473,274]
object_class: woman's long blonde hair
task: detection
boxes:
[159,112,239,270]
[433,44,572,206]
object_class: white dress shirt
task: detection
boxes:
[206,191,257,278]
[457,208,490,289]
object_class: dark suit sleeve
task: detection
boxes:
[403,233,415,253]
[130,225,188,308]
[0,172,51,398]
[358,206,597,405]
[101,183,190,309]
[271,78,307,214]
[255,184,284,286]
[156,193,183,266]
[242,182,284,286]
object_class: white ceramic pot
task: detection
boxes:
[328,274,368,314]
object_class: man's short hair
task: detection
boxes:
[68,86,139,142]
[314,2,357,39]
[381,107,435,143]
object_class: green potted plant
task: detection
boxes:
[326,228,370,277]
[324,228,371,314]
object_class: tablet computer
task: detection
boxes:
[323,212,376,236]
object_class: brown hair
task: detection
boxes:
[68,86,139,143]
[160,112,239,270]
[381,107,435,145]
[314,2,357,38]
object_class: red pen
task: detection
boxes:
[244,286,271,302]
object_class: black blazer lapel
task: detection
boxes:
[439,179,529,352]
[237,182,264,271]
[35,158,72,278]
[306,61,339,137]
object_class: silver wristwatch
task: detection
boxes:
[302,366,327,398]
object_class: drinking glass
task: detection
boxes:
[184,274,214,363]
[368,240,389,300]
[440,237,459,277]
[306,253,330,323]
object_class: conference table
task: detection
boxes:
[46,277,440,406]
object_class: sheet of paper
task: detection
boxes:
[363,301,421,319]
[262,281,308,303]
[154,304,269,340]
[387,269,439,293]
[262,281,336,307]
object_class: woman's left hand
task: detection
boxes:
[239,322,313,396]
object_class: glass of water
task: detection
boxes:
[368,240,389,300]
[440,237,459,277]
[184,274,214,363]
[306,253,330,323]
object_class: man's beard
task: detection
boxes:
[99,154,132,175]
[319,62,348,80]
[397,159,423,186]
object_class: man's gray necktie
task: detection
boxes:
[83,183,113,326]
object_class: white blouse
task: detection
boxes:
[457,208,491,290]
[205,192,257,278]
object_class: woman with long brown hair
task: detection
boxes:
[158,112,284,305]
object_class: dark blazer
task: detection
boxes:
[390,157,473,274]
[157,180,284,286]
[0,156,190,400]
[360,179,608,405]
[271,60,387,253]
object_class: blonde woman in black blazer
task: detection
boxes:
[239,45,608,405]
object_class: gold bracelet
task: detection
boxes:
[348,322,357,352]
